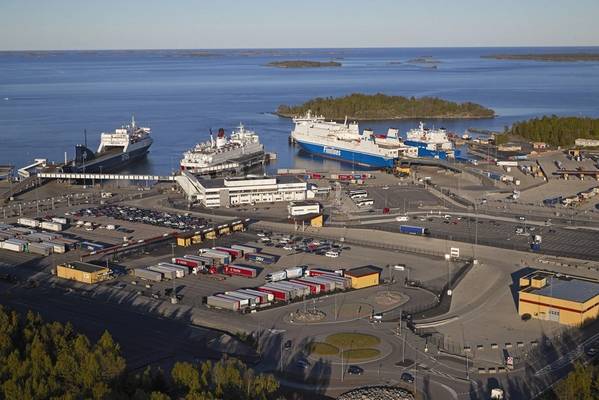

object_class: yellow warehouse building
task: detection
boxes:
[345,266,382,289]
[518,270,599,326]
[56,262,110,284]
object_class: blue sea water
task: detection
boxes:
[0,47,598,175]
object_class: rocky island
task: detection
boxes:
[267,60,342,68]
[277,93,495,120]
[482,53,599,62]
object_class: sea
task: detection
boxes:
[1,47,598,175]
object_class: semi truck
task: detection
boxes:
[399,225,429,235]
[223,264,258,278]
[265,267,304,282]
[207,295,240,311]
[134,268,163,282]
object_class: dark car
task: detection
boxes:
[401,372,414,383]
[347,365,363,375]
[284,340,292,350]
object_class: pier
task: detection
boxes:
[36,172,176,182]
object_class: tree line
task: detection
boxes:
[0,305,279,400]
[507,115,599,147]
[277,93,495,120]
[539,361,599,399]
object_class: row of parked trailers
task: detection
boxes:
[134,243,264,282]
[17,217,67,232]
[206,268,351,311]
[0,223,77,255]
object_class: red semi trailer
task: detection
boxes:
[223,264,258,278]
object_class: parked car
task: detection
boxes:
[401,372,414,383]
[347,365,364,375]
[325,251,339,258]
[296,359,310,369]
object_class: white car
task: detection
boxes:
[396,215,409,222]
[325,251,339,258]
[283,245,294,251]
[382,185,390,190]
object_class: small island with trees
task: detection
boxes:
[482,53,599,62]
[267,60,342,68]
[505,115,599,147]
[277,93,495,120]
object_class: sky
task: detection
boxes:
[1,0,598,50]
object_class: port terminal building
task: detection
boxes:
[518,270,599,326]
[176,171,307,207]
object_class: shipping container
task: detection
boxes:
[17,217,39,228]
[215,294,248,309]
[134,268,163,282]
[172,257,201,269]
[46,241,67,254]
[1,239,27,252]
[28,242,52,256]
[318,275,351,290]
[231,244,258,255]
[290,279,321,294]
[238,288,274,303]
[285,267,304,279]
[224,291,257,306]
[207,295,240,311]
[307,268,342,278]
[246,253,276,265]
[266,282,301,299]
[223,264,258,278]
[226,290,261,305]
[214,246,242,259]
[52,217,68,225]
[184,254,215,266]
[200,249,231,265]
[277,281,311,297]
[158,262,188,277]
[147,265,176,280]
[41,221,63,232]
[257,286,290,302]
[297,276,333,292]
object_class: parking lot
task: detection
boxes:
[372,214,599,260]
[97,228,452,312]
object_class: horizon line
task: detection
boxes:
[1,44,599,52]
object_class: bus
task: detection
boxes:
[355,198,374,208]
[349,190,368,199]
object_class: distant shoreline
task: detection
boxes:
[482,53,599,62]
[276,93,495,121]
[276,113,494,121]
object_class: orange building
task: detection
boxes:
[518,270,599,326]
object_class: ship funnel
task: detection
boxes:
[216,128,226,148]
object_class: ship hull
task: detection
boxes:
[404,140,452,160]
[295,139,395,168]
[70,142,152,173]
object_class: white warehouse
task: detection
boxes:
[176,172,307,207]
